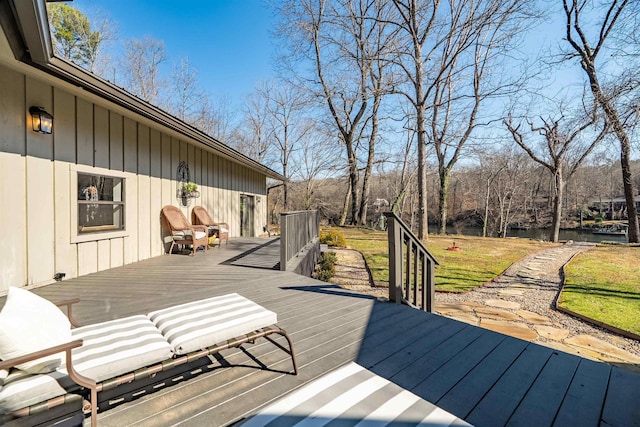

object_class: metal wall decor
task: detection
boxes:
[176,161,199,206]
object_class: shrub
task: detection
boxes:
[320,229,346,247]
[316,252,337,282]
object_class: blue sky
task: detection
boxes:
[74,0,277,105]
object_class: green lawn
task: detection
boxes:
[561,246,640,336]
[332,227,555,292]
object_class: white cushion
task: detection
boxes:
[173,230,206,239]
[148,294,277,355]
[211,225,229,234]
[0,369,73,413]
[0,315,174,414]
[68,315,173,382]
[0,288,71,374]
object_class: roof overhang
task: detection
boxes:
[0,0,285,181]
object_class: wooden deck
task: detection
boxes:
[11,238,640,427]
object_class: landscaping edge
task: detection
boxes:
[556,260,640,342]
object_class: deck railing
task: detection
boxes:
[280,210,320,272]
[384,212,439,312]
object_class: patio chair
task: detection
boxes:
[161,205,209,255]
[240,362,471,426]
[192,205,229,246]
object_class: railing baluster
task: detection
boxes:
[427,257,435,312]
[405,237,412,305]
[413,246,422,306]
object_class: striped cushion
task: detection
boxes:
[241,362,473,426]
[67,315,173,382]
[148,294,277,355]
[0,369,74,413]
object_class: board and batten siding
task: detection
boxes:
[0,63,267,292]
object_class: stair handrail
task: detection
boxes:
[384,211,439,312]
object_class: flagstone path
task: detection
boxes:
[331,244,640,372]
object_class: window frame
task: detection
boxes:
[70,165,129,243]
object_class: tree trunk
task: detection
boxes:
[416,98,428,240]
[550,169,563,243]
[483,178,490,237]
[358,106,379,226]
[584,63,640,243]
[282,161,288,211]
[346,137,359,225]
[438,169,450,234]
[339,181,351,226]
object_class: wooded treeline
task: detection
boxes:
[48,0,640,242]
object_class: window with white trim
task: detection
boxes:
[77,173,125,234]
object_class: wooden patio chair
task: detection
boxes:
[161,205,209,255]
[192,205,229,246]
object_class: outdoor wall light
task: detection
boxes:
[29,106,53,134]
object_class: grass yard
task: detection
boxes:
[561,246,640,336]
[331,227,556,292]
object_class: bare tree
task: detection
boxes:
[390,0,440,239]
[120,36,166,104]
[391,0,534,237]
[294,131,337,210]
[562,0,640,242]
[505,108,609,241]
[261,81,312,210]
[169,57,203,123]
[274,0,394,225]
[235,84,273,163]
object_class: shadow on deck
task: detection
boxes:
[5,238,639,426]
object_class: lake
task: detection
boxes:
[428,226,629,244]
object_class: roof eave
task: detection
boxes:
[4,0,285,181]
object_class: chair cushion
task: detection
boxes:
[148,294,277,355]
[0,288,71,374]
[0,368,76,413]
[68,315,173,382]
[211,225,229,234]
[173,230,207,240]
[0,315,174,414]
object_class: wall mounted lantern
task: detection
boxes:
[29,106,54,134]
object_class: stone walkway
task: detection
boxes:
[331,244,640,372]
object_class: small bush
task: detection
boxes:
[316,252,337,282]
[320,229,346,247]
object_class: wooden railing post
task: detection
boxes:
[385,213,402,304]
[384,211,438,312]
[280,214,288,271]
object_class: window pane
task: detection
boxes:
[78,174,122,202]
[77,173,125,233]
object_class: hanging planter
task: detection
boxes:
[182,182,200,198]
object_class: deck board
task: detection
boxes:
[506,351,581,426]
[3,238,637,427]
[436,337,528,417]
[553,358,610,427]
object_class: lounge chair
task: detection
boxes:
[192,205,229,246]
[0,288,298,427]
[240,362,471,426]
[161,205,209,255]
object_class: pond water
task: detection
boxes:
[428,225,628,244]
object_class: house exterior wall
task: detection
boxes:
[0,62,268,292]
